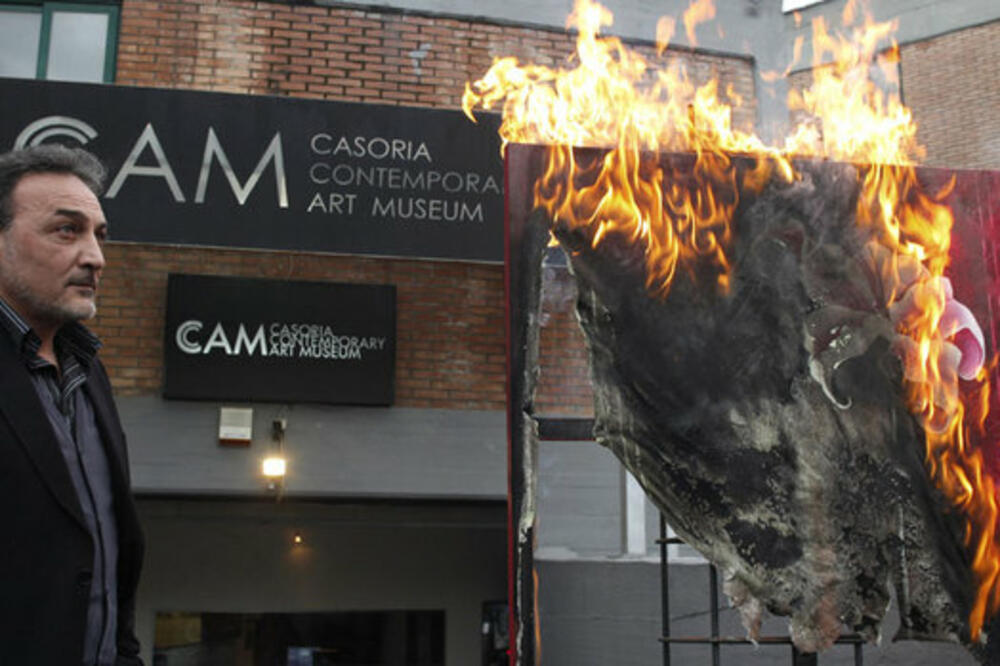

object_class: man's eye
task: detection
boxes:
[56,224,78,236]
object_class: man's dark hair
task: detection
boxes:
[0,144,107,231]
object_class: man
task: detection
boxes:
[0,145,144,665]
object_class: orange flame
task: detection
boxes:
[682,0,715,47]
[465,0,1000,640]
[463,0,789,297]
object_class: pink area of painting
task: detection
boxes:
[944,168,1000,487]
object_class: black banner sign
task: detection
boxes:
[164,274,396,405]
[0,78,504,262]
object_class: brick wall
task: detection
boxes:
[115,0,756,111]
[94,245,508,409]
[900,19,1000,170]
[105,0,757,415]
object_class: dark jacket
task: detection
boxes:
[0,335,144,665]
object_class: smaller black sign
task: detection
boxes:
[164,274,395,405]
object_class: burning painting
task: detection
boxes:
[466,0,1000,662]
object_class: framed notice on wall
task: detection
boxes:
[163,274,396,405]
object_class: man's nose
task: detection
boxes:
[80,231,106,271]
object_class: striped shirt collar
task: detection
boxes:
[0,296,101,368]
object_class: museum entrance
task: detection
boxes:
[135,498,506,665]
[153,610,444,666]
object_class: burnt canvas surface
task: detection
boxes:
[506,144,1000,661]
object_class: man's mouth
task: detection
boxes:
[67,276,98,292]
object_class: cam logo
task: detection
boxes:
[175,320,268,357]
[13,115,288,208]
[15,116,98,149]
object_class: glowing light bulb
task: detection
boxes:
[262,456,287,478]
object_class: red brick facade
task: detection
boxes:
[96,245,509,409]
[900,19,1000,170]
[97,0,757,415]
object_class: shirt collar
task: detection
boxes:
[0,297,101,366]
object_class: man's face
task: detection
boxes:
[0,171,107,333]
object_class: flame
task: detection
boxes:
[465,0,1000,641]
[463,0,789,297]
[682,0,715,47]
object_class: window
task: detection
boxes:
[0,2,118,82]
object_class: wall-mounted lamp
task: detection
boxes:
[262,456,287,479]
[262,418,288,493]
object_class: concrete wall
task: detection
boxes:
[135,498,507,665]
[121,398,508,499]
[536,559,979,666]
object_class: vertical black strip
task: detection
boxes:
[505,145,552,666]
[660,513,671,666]
[710,564,720,666]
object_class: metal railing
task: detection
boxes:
[657,515,864,666]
